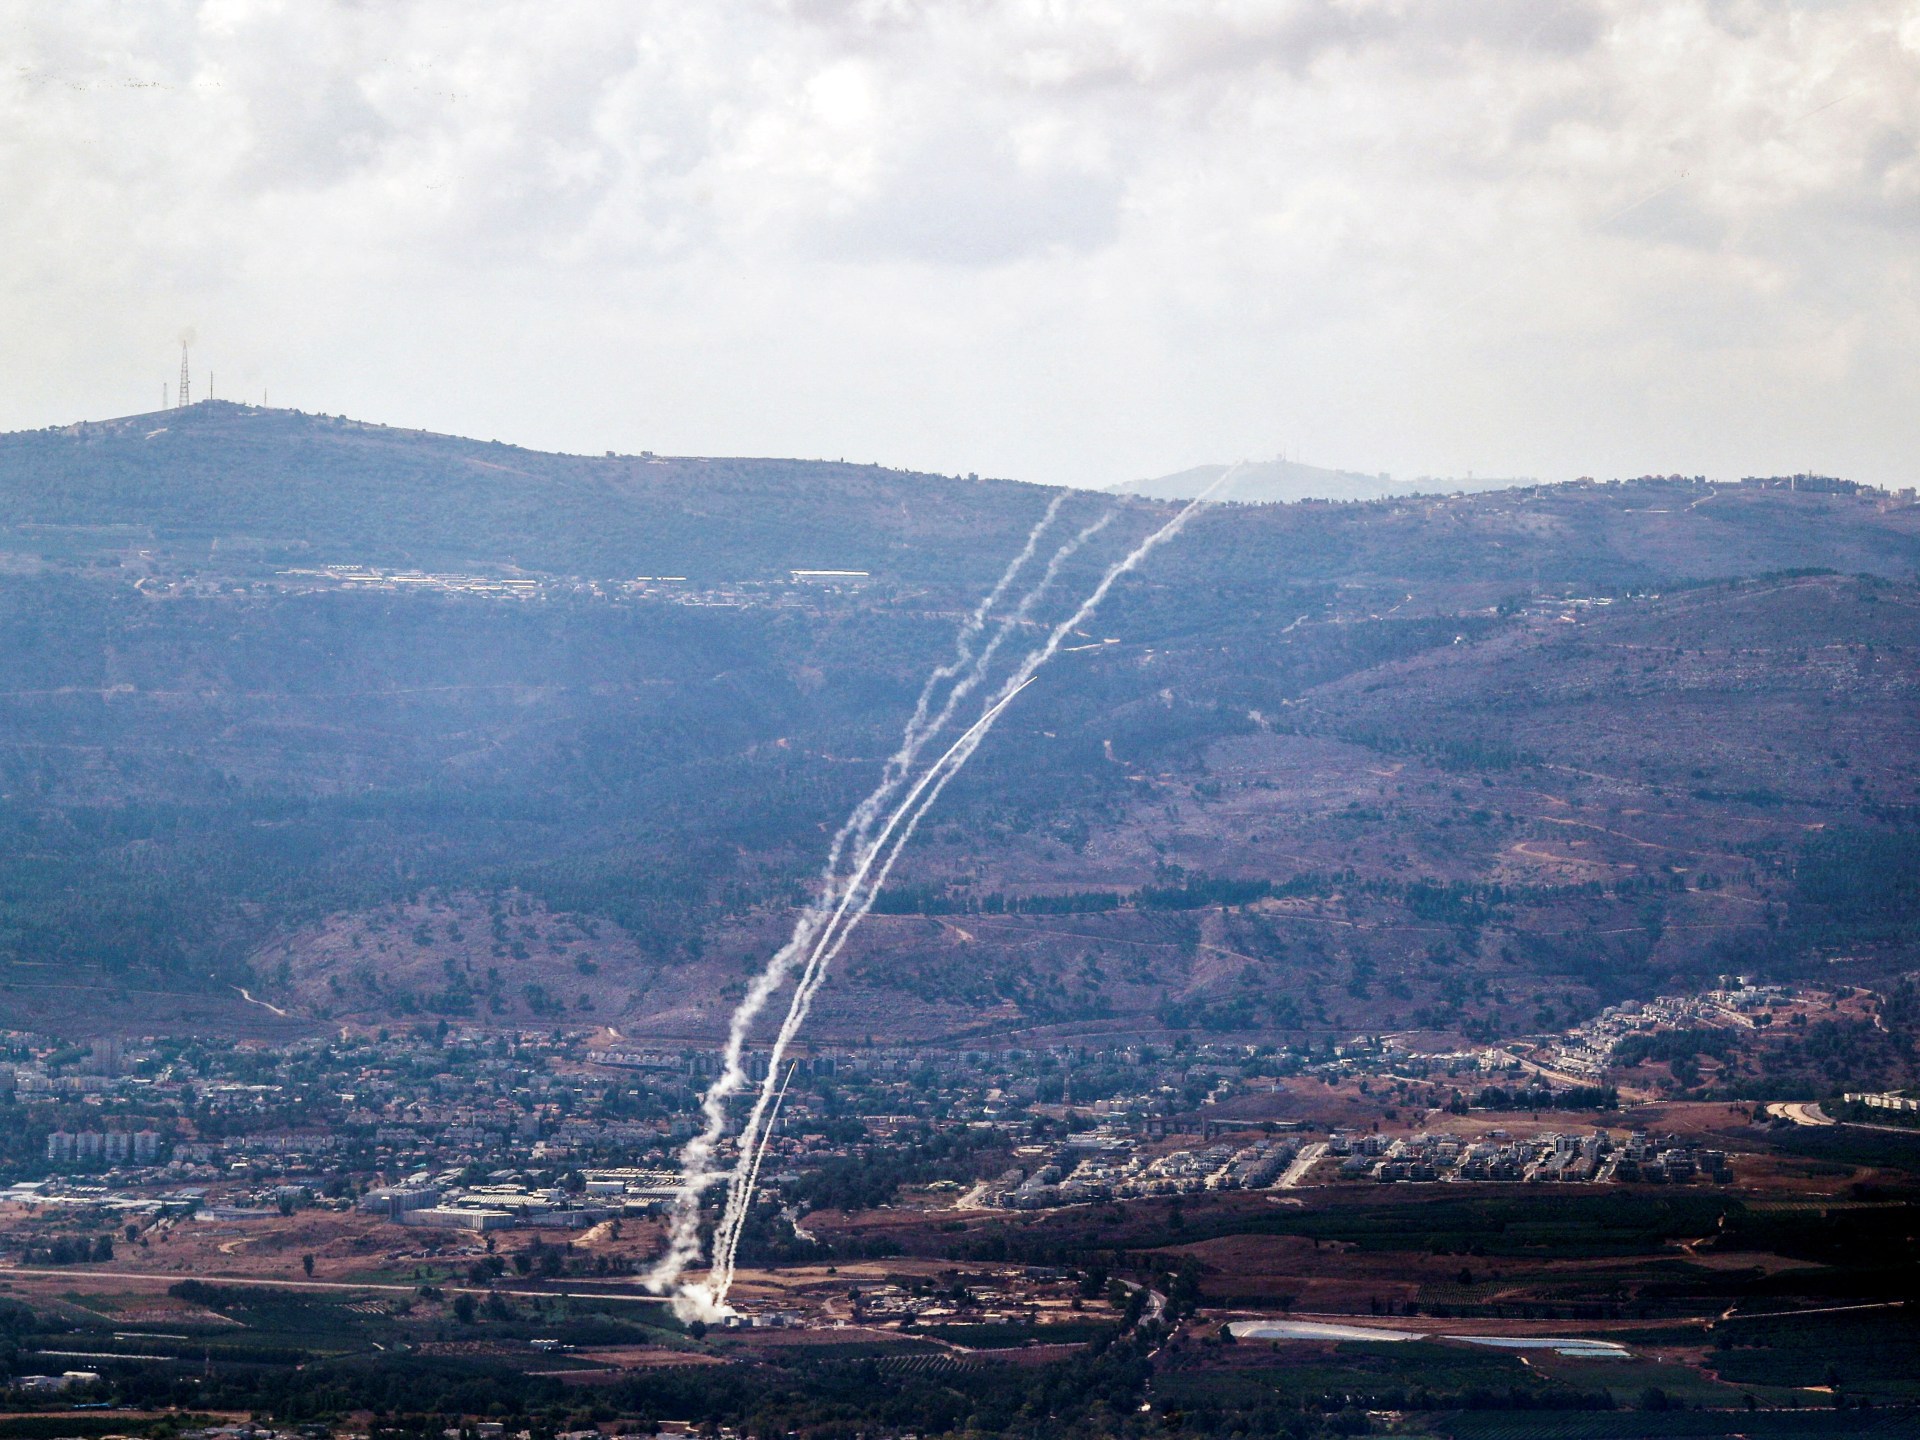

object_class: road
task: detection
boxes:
[1275,1141,1327,1188]
[232,986,290,1018]
[1720,1299,1906,1324]
[1769,1100,1920,1137]
[1768,1101,1834,1127]
[1492,1048,1605,1091]
[1115,1279,1167,1332]
[2,1265,669,1306]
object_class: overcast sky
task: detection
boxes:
[4,2,1917,488]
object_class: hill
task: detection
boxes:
[1110,459,1532,505]
[0,400,1065,582]
[1,407,1917,1044]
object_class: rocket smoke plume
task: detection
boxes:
[697,680,1035,1308]
[643,495,1072,1300]
[651,468,1238,1319]
[693,512,1120,1304]
[699,469,1242,1308]
[735,1062,795,1220]
[686,509,1118,1314]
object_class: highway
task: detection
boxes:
[1767,1101,1834,1127]
[2,1265,669,1306]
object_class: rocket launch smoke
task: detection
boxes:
[701,473,1240,1306]
[694,514,1122,1304]
[649,469,1239,1319]
[698,680,1036,1307]
[643,495,1074,1302]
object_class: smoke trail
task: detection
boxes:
[699,512,1118,1299]
[974,464,1242,718]
[905,509,1116,752]
[644,495,1069,1295]
[732,1062,795,1238]
[829,492,1068,880]
[892,493,1066,768]
[659,511,1111,1309]
[822,498,1109,907]
[704,470,1243,1307]
[698,683,1036,1305]
[705,685,1052,1303]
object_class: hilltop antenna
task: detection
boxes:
[178,344,191,408]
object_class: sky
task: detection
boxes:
[4,1,1918,490]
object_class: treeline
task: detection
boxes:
[1157,992,1306,1034]
[873,886,1125,916]
[874,869,1544,924]
[1794,826,1920,943]
[87,1314,1504,1439]
[781,1125,997,1215]
[1611,1028,1739,1070]
[1472,1084,1619,1112]
[872,873,1319,916]
[16,1233,114,1265]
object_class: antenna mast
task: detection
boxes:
[178,345,191,408]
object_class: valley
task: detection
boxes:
[1,411,1917,1436]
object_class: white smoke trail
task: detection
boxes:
[827,499,1109,894]
[703,470,1242,1308]
[827,492,1069,881]
[643,894,828,1291]
[644,495,1070,1296]
[731,1061,794,1237]
[686,680,1035,1315]
[698,512,1118,1299]
[663,513,1113,1311]
[890,493,1067,773]
[905,509,1116,750]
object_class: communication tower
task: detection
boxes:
[178,344,191,408]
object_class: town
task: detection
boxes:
[0,972,1845,1245]
[0,970,1906,1429]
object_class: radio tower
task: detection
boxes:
[178,344,191,408]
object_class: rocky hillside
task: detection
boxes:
[1,410,1916,1043]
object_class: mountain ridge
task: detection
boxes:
[1111,457,1536,505]
[1,400,1086,584]
[0,404,1917,1045]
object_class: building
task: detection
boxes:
[13,1371,99,1393]
[357,1185,441,1216]
[394,1206,516,1232]
[45,1129,162,1165]
[1843,1091,1920,1113]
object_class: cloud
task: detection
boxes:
[2,0,1917,488]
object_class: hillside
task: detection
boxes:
[1111,459,1531,504]
[859,569,1920,1042]
[1,408,1917,1044]
[0,401,1067,582]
